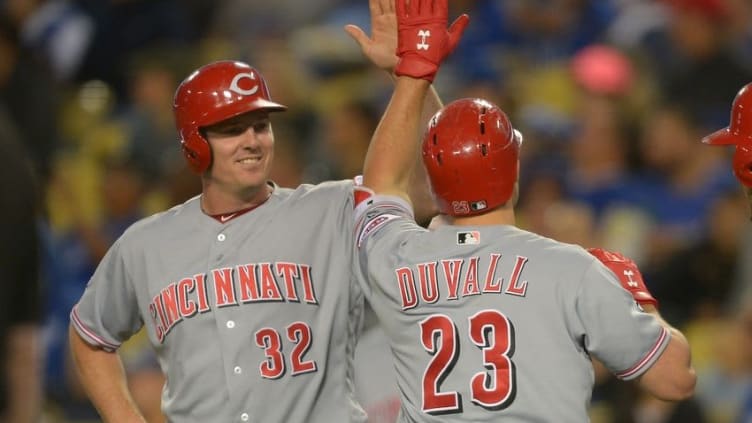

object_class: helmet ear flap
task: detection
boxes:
[181,129,212,173]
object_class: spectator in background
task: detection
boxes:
[565,44,656,259]
[71,0,206,101]
[637,102,738,268]
[566,60,639,218]
[0,113,43,423]
[651,189,749,327]
[447,0,616,76]
[3,0,94,82]
[43,154,163,422]
[0,13,61,186]
[642,0,752,130]
[118,48,192,185]
[315,99,379,180]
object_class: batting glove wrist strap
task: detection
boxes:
[587,248,659,308]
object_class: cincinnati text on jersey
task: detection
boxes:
[149,262,318,343]
[396,254,530,310]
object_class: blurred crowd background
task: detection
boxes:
[1,0,752,422]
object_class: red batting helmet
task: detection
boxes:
[422,98,522,216]
[702,82,752,187]
[173,60,287,173]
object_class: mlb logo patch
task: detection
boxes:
[457,231,480,245]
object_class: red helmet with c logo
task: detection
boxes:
[173,60,287,173]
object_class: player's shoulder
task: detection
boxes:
[510,226,596,264]
[118,195,202,243]
[276,179,354,202]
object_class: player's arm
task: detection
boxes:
[3,325,41,423]
[69,325,147,423]
[361,0,468,200]
[634,304,695,400]
[346,0,459,222]
[588,248,696,400]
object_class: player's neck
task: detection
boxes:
[201,182,273,215]
[450,207,515,227]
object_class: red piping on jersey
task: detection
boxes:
[615,327,668,379]
[208,195,271,223]
[71,305,120,350]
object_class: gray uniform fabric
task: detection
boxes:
[354,194,669,423]
[72,180,366,423]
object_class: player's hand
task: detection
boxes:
[345,0,399,72]
[587,248,659,308]
[395,0,469,82]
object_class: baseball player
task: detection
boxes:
[66,1,445,421]
[353,0,696,421]
[702,82,752,216]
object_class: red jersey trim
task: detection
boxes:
[615,326,669,380]
[70,305,121,351]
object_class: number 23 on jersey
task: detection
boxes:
[421,310,516,414]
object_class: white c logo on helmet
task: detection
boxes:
[229,72,259,96]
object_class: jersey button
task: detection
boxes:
[217,233,226,241]
[226,320,235,329]
[234,366,242,374]
[240,413,249,421]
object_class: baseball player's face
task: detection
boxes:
[203,110,275,192]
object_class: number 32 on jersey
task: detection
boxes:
[421,309,516,414]
[255,322,317,379]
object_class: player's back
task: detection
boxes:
[362,222,632,422]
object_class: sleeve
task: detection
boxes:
[574,260,670,380]
[353,189,415,250]
[70,237,142,352]
[352,190,421,296]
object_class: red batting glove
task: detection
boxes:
[395,0,469,82]
[587,248,659,308]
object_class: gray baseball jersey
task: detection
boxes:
[354,194,669,423]
[71,180,366,423]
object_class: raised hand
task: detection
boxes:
[345,0,399,72]
[394,0,469,82]
[588,248,659,307]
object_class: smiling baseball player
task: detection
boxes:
[66,0,445,421]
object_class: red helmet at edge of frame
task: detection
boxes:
[173,60,287,173]
[422,98,523,216]
[702,82,752,187]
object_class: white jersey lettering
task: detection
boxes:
[504,256,530,297]
[397,267,418,310]
[417,262,440,304]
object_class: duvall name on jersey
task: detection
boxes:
[395,253,530,310]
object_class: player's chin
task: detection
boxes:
[236,167,269,187]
